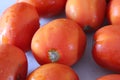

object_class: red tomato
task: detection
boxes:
[66,0,106,31]
[17,0,67,17]
[97,74,120,80]
[0,44,28,80]
[27,63,79,80]
[0,2,40,52]
[107,0,120,25]
[31,18,86,66]
[92,25,120,72]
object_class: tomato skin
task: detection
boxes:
[27,63,79,80]
[17,0,67,17]
[92,25,120,72]
[31,18,86,66]
[107,0,120,25]
[0,44,28,80]
[0,2,40,52]
[97,74,120,80]
[66,0,106,31]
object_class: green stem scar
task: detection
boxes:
[48,49,60,63]
[84,25,92,31]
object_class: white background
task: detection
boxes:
[0,0,114,80]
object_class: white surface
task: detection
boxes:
[0,1,113,80]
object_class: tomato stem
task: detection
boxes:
[48,49,60,63]
[83,25,92,31]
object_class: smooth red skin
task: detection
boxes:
[93,25,120,72]
[0,2,40,52]
[107,0,120,25]
[31,18,86,66]
[66,0,106,30]
[97,74,120,80]
[27,63,79,80]
[0,44,28,80]
[17,0,67,17]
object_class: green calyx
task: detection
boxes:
[48,49,60,63]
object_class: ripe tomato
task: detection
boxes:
[0,44,28,80]
[17,0,67,17]
[31,18,86,66]
[66,0,106,31]
[97,74,120,80]
[107,0,120,25]
[0,2,40,52]
[27,63,79,80]
[92,25,120,72]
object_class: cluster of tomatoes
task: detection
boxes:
[0,0,120,80]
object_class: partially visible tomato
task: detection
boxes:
[107,0,120,25]
[27,63,79,80]
[17,0,67,17]
[97,74,120,80]
[0,2,40,52]
[0,44,28,80]
[31,18,86,66]
[92,25,120,72]
[66,0,106,31]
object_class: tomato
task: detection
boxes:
[0,2,40,52]
[97,74,120,80]
[0,44,28,80]
[17,0,67,17]
[65,0,106,31]
[27,63,79,80]
[31,18,86,66]
[92,25,120,72]
[107,0,120,25]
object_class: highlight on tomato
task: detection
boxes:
[107,0,120,25]
[31,18,86,66]
[26,63,79,80]
[0,44,28,80]
[92,25,120,72]
[17,0,67,17]
[65,0,106,31]
[0,2,40,52]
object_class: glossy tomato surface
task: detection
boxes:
[66,0,106,31]
[93,25,120,72]
[31,18,86,66]
[27,63,79,80]
[97,74,120,80]
[107,0,120,25]
[0,2,40,52]
[0,44,28,80]
[17,0,67,17]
